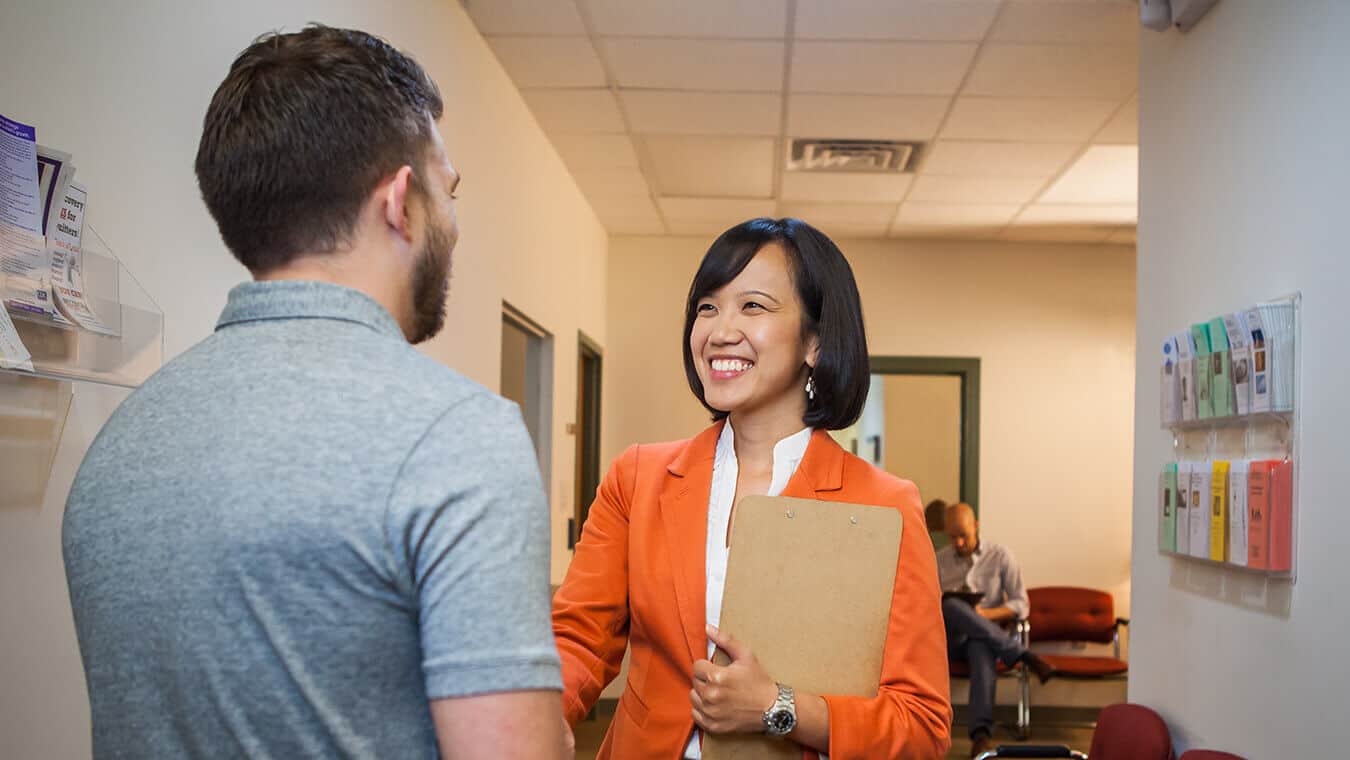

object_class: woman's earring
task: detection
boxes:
[805,375,816,402]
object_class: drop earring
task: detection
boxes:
[805,374,816,402]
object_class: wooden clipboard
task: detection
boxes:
[702,495,903,760]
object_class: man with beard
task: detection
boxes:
[62,26,569,759]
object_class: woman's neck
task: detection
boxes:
[727,403,808,473]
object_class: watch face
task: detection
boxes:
[768,709,795,734]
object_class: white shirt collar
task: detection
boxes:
[715,421,813,493]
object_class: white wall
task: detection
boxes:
[1130,1,1350,755]
[604,236,1137,608]
[0,1,607,756]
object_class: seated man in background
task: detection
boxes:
[938,503,1055,758]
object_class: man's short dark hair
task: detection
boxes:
[681,218,871,431]
[195,25,444,273]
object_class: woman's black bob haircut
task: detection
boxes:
[682,217,870,431]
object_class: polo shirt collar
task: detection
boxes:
[216,280,404,339]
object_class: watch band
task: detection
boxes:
[762,682,797,737]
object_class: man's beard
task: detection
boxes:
[407,221,452,344]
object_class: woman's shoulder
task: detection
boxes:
[838,450,923,511]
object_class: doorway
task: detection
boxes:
[846,356,981,547]
[572,334,603,549]
[500,304,553,486]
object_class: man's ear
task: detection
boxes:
[382,165,415,244]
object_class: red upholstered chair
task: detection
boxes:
[1087,704,1174,760]
[949,619,1032,739]
[1027,586,1129,680]
[975,703,1173,760]
[1179,751,1246,760]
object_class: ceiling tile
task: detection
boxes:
[777,202,897,238]
[1038,145,1138,204]
[999,224,1116,244]
[573,168,665,234]
[791,42,977,95]
[908,175,1047,204]
[965,44,1137,99]
[522,89,625,134]
[1095,96,1138,144]
[1017,204,1138,225]
[570,167,652,201]
[787,95,949,140]
[583,0,788,38]
[794,0,1000,41]
[464,0,587,35]
[601,39,784,92]
[658,197,776,235]
[891,202,1020,239]
[989,1,1139,44]
[780,172,914,202]
[894,202,1021,227]
[487,37,605,88]
[921,141,1080,177]
[622,91,781,136]
[644,136,776,197]
[549,134,640,171]
[942,97,1119,141]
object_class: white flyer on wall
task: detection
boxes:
[1223,312,1252,416]
[1175,330,1197,422]
[0,304,34,371]
[0,221,52,317]
[36,145,73,238]
[1161,334,1181,425]
[49,183,113,335]
[1243,306,1271,413]
[0,113,42,234]
[0,113,53,317]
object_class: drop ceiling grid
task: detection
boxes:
[467,0,1140,241]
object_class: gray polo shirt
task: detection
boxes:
[63,280,561,759]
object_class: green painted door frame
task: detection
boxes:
[869,356,981,517]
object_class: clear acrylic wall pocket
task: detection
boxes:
[1157,294,1298,580]
[1,224,164,510]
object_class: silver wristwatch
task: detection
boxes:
[762,683,797,737]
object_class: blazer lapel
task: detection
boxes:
[659,422,724,665]
[781,429,846,498]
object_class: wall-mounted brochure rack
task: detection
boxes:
[1156,294,1299,580]
[1,225,163,510]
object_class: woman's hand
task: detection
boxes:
[690,625,780,735]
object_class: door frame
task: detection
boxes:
[869,355,981,513]
[571,332,603,549]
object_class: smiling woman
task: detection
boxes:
[682,220,870,434]
[552,218,952,760]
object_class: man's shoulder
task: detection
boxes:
[980,541,1018,564]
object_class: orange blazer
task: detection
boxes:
[553,422,952,759]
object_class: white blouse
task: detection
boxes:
[684,422,813,759]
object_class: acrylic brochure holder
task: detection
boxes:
[1,224,163,510]
[1156,294,1298,581]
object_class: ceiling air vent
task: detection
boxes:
[787,139,921,173]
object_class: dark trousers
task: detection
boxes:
[943,597,1027,739]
